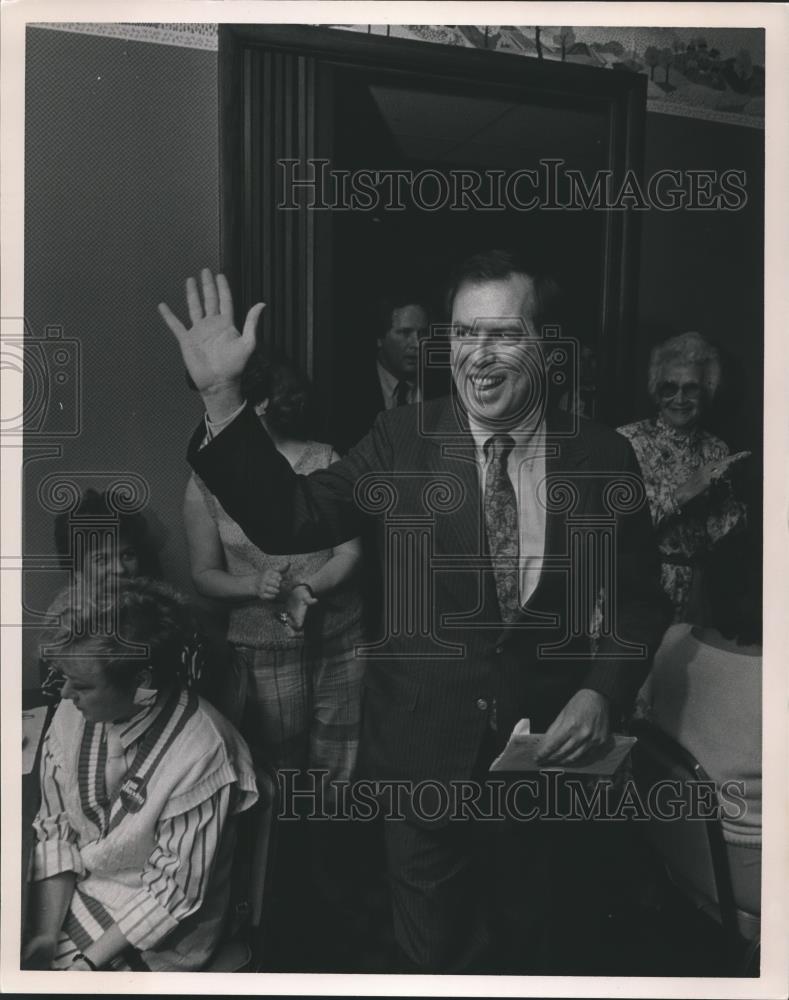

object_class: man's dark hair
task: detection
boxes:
[445,248,562,331]
[373,290,429,342]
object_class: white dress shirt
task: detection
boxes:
[468,417,547,607]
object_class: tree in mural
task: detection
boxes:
[534,26,544,60]
[706,48,723,86]
[553,26,576,61]
[658,47,674,85]
[735,48,753,82]
[644,46,660,81]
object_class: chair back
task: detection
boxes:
[630,719,759,970]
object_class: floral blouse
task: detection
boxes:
[617,417,745,622]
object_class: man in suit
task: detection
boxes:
[160,251,670,973]
[335,290,449,451]
[374,293,429,409]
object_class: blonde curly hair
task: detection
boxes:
[42,577,203,691]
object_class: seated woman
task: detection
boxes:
[618,331,746,623]
[637,526,762,917]
[23,578,257,972]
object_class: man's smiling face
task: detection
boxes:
[450,272,544,429]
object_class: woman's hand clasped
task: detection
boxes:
[284,584,319,635]
[255,564,290,602]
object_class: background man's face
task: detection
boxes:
[377,304,429,381]
[450,273,544,428]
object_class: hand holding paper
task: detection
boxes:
[535,688,610,765]
[490,710,635,777]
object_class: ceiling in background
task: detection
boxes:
[367,84,607,168]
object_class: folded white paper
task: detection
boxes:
[490,720,636,776]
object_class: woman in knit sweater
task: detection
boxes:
[183,359,365,803]
[23,579,257,972]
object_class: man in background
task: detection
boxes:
[336,290,443,450]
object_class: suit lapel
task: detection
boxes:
[421,398,487,617]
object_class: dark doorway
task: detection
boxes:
[330,72,614,444]
[219,25,646,433]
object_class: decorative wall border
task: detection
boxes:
[29,22,219,51]
[29,22,763,129]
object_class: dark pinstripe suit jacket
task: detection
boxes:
[189,396,670,785]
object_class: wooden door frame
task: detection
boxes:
[219,24,647,424]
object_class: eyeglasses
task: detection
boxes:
[657,381,702,401]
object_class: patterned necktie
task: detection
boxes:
[484,434,520,623]
[395,381,410,407]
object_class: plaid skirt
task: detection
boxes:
[232,624,364,796]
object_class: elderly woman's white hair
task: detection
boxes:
[647,331,722,403]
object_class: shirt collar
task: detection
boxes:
[108,693,169,751]
[468,415,546,464]
[377,361,412,400]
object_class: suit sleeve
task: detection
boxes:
[581,438,672,720]
[188,404,393,554]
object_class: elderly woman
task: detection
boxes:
[23,579,257,972]
[618,332,746,622]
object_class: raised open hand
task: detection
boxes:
[159,269,265,419]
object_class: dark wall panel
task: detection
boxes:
[636,113,763,461]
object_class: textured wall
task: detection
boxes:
[23,28,219,683]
